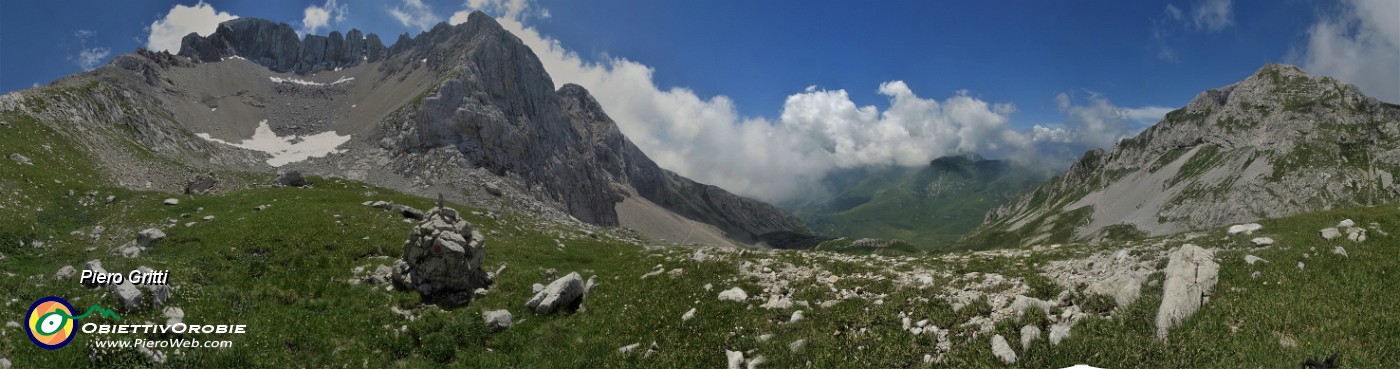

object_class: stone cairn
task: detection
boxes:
[393,195,492,305]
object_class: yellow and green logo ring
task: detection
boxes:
[26,296,77,350]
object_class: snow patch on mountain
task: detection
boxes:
[196,120,350,166]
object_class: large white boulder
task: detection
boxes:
[718,287,748,302]
[1155,244,1218,341]
[525,272,585,314]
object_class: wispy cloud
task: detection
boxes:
[1191,0,1234,32]
[68,29,111,71]
[1152,0,1235,62]
[389,0,440,31]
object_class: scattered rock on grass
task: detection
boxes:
[990,334,1017,364]
[138,266,171,307]
[726,350,744,369]
[1332,246,1348,258]
[1250,237,1274,247]
[1021,325,1041,350]
[8,153,31,165]
[1227,223,1262,235]
[1346,228,1366,242]
[788,339,806,353]
[746,355,766,369]
[718,287,748,302]
[526,272,585,314]
[55,265,75,280]
[138,228,165,247]
[484,309,512,332]
[163,198,179,205]
[618,343,641,354]
[112,278,143,312]
[1319,228,1341,240]
[82,260,107,288]
[1244,255,1267,265]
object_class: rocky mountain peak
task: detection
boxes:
[1182,63,1372,115]
[461,10,505,36]
[968,64,1400,247]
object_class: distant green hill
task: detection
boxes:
[790,154,1048,249]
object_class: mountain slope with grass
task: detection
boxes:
[3,109,1397,367]
[964,64,1400,248]
[792,154,1046,249]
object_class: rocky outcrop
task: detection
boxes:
[971,64,1400,246]
[184,172,217,194]
[177,18,387,74]
[1155,244,1218,340]
[556,82,805,242]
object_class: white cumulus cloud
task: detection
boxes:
[1031,92,1157,153]
[456,1,1164,203]
[390,0,441,31]
[146,1,239,53]
[302,0,348,35]
[1294,0,1400,103]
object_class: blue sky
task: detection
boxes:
[2,0,1395,202]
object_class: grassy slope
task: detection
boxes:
[797,159,1043,250]
[2,111,1397,367]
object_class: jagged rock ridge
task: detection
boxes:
[179,18,388,74]
[966,64,1400,247]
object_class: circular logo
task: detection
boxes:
[26,296,77,350]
